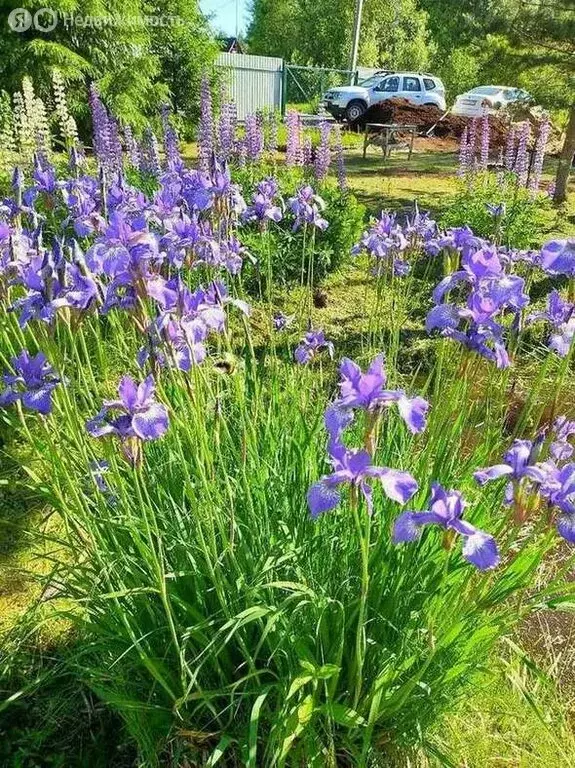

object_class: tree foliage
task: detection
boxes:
[248,0,433,71]
[0,0,218,132]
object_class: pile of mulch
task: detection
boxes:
[348,98,511,147]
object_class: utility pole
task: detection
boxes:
[349,0,364,83]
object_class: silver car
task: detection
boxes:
[451,86,533,118]
[322,72,447,122]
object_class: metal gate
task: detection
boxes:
[216,53,284,120]
[215,55,368,118]
[283,65,354,112]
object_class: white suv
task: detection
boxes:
[322,72,446,122]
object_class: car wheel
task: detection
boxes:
[345,100,367,122]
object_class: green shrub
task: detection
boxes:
[441,171,552,249]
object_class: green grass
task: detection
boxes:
[1,145,575,765]
[434,651,575,767]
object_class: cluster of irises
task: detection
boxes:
[474,419,575,543]
[308,353,575,567]
[307,355,502,570]
[426,230,575,367]
[0,91,341,470]
[1,89,574,568]
[351,205,575,368]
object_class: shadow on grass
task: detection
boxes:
[0,632,136,768]
[0,443,44,563]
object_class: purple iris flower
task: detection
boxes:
[486,202,506,217]
[337,355,428,434]
[352,212,409,276]
[294,329,334,364]
[424,225,483,258]
[474,439,548,503]
[86,210,159,280]
[540,239,575,277]
[288,186,328,231]
[273,312,294,331]
[538,463,575,542]
[551,417,575,462]
[138,316,207,371]
[393,484,500,570]
[527,290,574,328]
[549,318,575,358]
[242,178,283,225]
[428,318,511,369]
[87,375,169,459]
[0,350,60,415]
[404,208,438,242]
[307,409,418,518]
[432,246,504,304]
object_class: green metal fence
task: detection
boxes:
[282,64,355,113]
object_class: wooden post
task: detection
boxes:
[554,103,575,204]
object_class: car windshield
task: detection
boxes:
[359,76,384,88]
[469,87,502,96]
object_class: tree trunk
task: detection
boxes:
[554,103,575,204]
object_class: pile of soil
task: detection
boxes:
[349,98,511,147]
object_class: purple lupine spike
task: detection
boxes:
[505,126,516,170]
[480,114,490,169]
[245,113,264,162]
[332,124,347,192]
[302,136,313,167]
[89,84,111,171]
[160,104,183,172]
[0,350,60,415]
[266,111,278,153]
[107,118,123,175]
[314,121,332,182]
[457,126,469,177]
[198,74,214,171]
[529,119,551,194]
[123,124,141,168]
[217,101,234,161]
[513,122,530,187]
[468,118,478,170]
[139,127,161,178]
[393,484,500,570]
[286,111,301,167]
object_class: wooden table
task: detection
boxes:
[362,123,418,159]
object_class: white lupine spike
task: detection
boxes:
[52,69,78,146]
[0,113,17,174]
[13,90,34,160]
